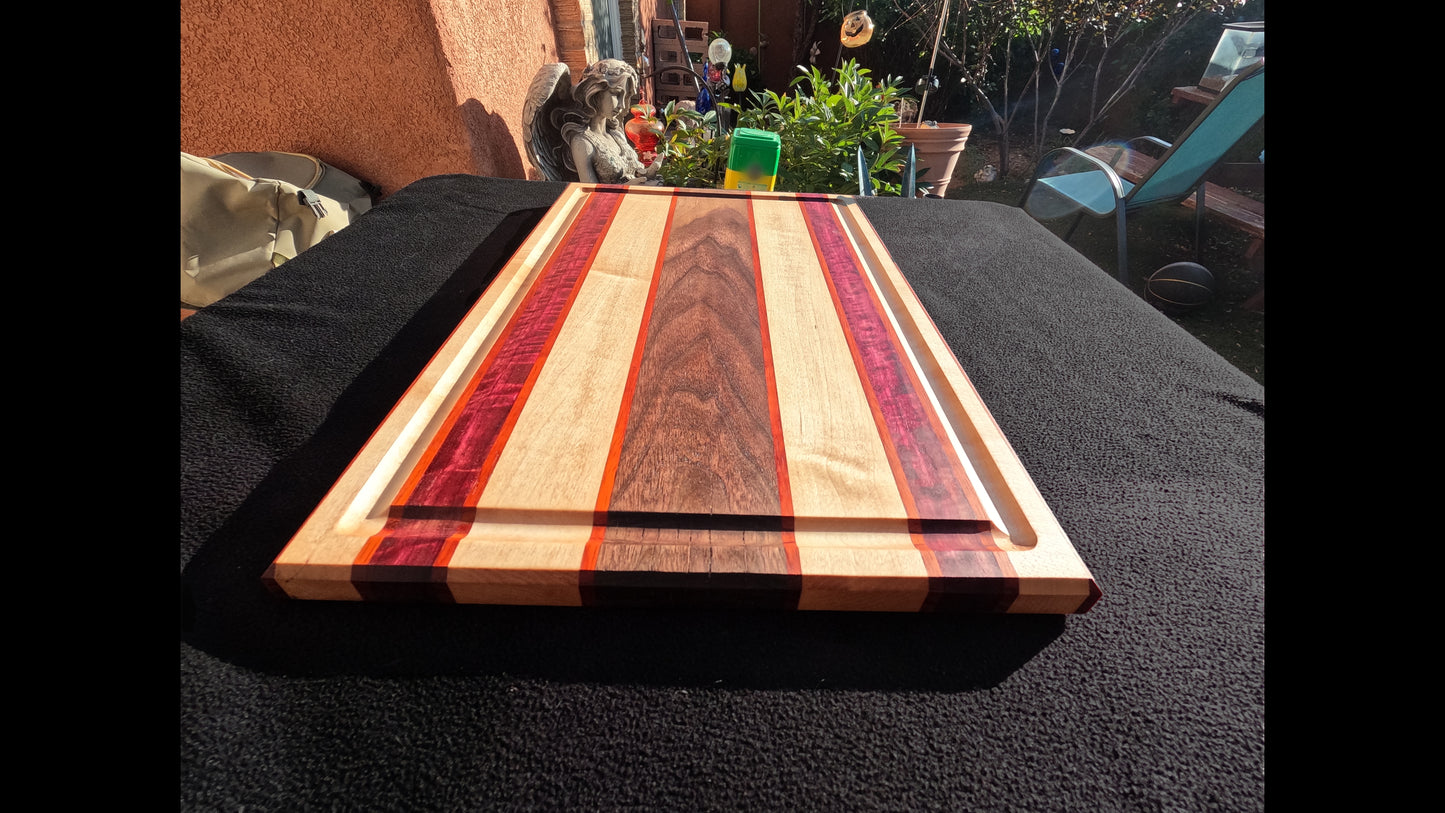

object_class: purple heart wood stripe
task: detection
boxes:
[796,198,1022,612]
[266,184,1101,613]
[347,186,627,599]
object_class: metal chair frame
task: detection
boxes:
[1018,61,1264,284]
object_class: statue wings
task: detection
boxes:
[523,63,579,183]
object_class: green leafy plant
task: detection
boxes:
[657,60,910,195]
[656,102,731,189]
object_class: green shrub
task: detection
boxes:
[657,60,909,195]
[656,105,731,189]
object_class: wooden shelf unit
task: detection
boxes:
[652,19,708,106]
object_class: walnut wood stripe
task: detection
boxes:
[584,192,795,606]
[606,194,780,518]
[579,193,681,576]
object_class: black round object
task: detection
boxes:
[1146,262,1215,314]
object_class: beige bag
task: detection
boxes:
[180,152,370,309]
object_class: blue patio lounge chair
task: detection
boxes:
[1019,60,1264,284]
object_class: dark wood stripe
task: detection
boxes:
[599,511,783,531]
[585,192,793,604]
[920,550,1019,612]
[259,564,287,598]
[581,570,804,610]
[350,563,457,603]
[387,505,478,522]
[595,528,788,571]
[606,194,781,518]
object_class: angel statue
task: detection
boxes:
[523,58,663,185]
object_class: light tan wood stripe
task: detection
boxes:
[267,184,599,600]
[752,197,926,611]
[751,199,909,521]
[443,190,678,604]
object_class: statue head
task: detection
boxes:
[568,59,640,131]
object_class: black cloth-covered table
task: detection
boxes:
[180,176,1264,810]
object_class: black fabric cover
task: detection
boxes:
[180,176,1264,810]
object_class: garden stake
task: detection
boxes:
[919,0,951,121]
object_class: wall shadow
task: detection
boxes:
[458,98,527,179]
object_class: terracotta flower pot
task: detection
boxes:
[896,122,972,198]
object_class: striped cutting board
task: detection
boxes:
[264,184,1100,613]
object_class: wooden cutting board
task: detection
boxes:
[264,184,1101,613]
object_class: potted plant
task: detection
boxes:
[657,59,911,196]
[896,113,972,198]
[894,0,971,197]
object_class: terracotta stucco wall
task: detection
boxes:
[180,0,561,196]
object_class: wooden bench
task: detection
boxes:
[1171,85,1218,106]
[1084,147,1265,260]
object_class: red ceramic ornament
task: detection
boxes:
[624,101,661,160]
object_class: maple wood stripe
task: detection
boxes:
[399,188,624,509]
[800,201,940,580]
[751,201,907,524]
[580,193,680,576]
[606,193,781,519]
[800,200,995,541]
[746,196,801,579]
[360,189,623,568]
